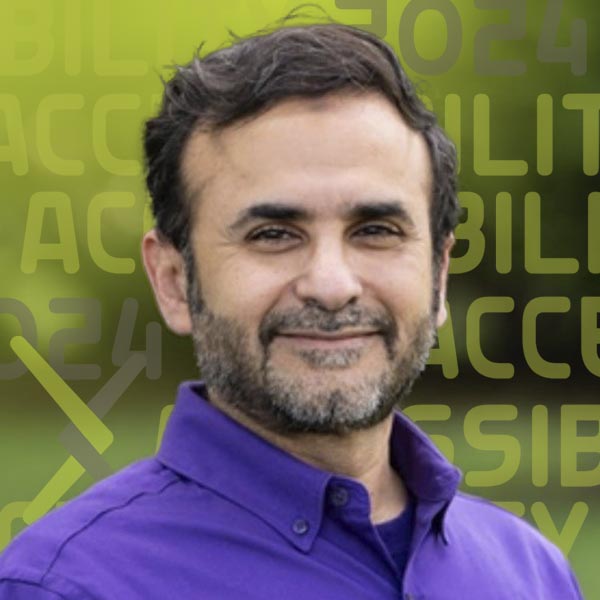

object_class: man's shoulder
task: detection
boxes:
[448,492,576,581]
[405,492,584,599]
[0,458,181,597]
[450,491,553,545]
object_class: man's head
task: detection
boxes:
[142,22,460,434]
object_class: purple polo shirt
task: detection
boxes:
[0,382,583,599]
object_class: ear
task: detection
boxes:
[434,234,455,328]
[141,229,193,335]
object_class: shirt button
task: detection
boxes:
[330,486,349,507]
[292,518,309,535]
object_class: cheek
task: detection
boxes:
[201,258,293,323]
[371,260,434,318]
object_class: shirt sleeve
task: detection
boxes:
[0,580,71,600]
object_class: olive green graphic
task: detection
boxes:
[1,0,597,596]
[9,336,146,524]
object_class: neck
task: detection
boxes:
[209,397,408,524]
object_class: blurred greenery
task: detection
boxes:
[1,0,598,597]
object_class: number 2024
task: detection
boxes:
[335,0,587,76]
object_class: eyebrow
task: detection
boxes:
[228,200,415,232]
[348,201,415,228]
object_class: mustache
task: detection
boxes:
[259,304,398,348]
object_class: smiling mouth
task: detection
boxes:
[274,330,380,348]
[278,329,379,338]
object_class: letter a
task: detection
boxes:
[21,192,79,273]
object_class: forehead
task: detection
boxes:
[181,92,432,224]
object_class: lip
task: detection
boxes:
[277,330,379,340]
[274,330,380,348]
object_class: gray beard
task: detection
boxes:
[189,291,436,435]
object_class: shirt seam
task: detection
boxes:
[191,477,321,550]
[1,577,75,600]
[39,476,180,588]
[158,454,325,551]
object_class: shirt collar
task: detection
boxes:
[389,410,462,504]
[157,382,330,552]
[388,413,462,543]
[157,382,461,550]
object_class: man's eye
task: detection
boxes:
[247,227,299,244]
[353,224,403,239]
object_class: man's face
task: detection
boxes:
[175,92,450,434]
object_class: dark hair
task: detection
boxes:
[144,21,460,268]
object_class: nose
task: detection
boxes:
[293,241,363,311]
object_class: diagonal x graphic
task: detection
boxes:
[9,336,145,524]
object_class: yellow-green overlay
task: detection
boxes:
[0,1,598,596]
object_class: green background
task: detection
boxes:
[1,0,598,596]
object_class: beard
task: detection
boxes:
[187,272,437,435]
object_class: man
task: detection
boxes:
[0,21,583,600]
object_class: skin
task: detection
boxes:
[142,91,453,523]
